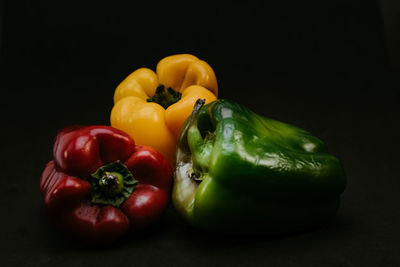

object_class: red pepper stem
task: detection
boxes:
[91,161,138,207]
[99,171,124,196]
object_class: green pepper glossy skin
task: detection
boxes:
[173,99,346,234]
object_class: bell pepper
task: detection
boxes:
[110,54,218,165]
[40,126,172,245]
[173,99,347,234]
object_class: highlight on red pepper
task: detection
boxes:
[40,125,172,245]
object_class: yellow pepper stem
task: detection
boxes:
[147,85,182,109]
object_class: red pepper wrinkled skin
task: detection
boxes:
[40,126,172,245]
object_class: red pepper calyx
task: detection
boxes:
[91,161,138,207]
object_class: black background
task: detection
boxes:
[1,0,399,266]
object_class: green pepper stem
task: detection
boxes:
[187,99,214,178]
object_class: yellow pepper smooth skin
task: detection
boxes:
[111,54,218,165]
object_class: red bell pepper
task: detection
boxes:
[40,125,172,245]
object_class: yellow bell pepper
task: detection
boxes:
[110,54,218,165]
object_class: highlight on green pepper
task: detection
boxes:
[173,99,346,234]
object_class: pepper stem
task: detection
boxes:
[91,161,138,207]
[147,85,182,109]
[99,171,124,197]
[187,99,214,181]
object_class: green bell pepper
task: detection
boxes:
[173,99,346,234]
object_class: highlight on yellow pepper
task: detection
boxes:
[110,54,218,165]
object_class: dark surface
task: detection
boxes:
[1,1,399,266]
[381,0,400,77]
